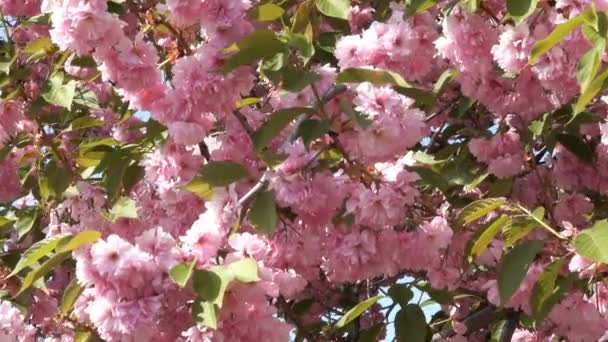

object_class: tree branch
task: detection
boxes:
[280,84,347,150]
[499,311,519,342]
[433,306,505,340]
[232,83,347,234]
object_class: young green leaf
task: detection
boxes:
[105,196,138,222]
[181,179,214,200]
[456,198,506,227]
[573,220,608,264]
[192,258,259,307]
[15,211,39,239]
[334,295,382,329]
[316,0,351,20]
[530,9,593,64]
[60,278,85,318]
[169,259,198,288]
[576,47,603,93]
[467,215,511,260]
[192,298,220,330]
[336,68,411,88]
[18,252,71,295]
[250,3,285,21]
[530,258,564,320]
[502,216,536,247]
[498,240,544,304]
[42,73,76,109]
[10,234,67,277]
[575,68,608,113]
[55,230,102,253]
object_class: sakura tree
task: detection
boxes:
[2,0,608,341]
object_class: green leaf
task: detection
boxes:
[316,0,351,20]
[70,56,97,68]
[467,215,510,260]
[405,0,439,17]
[292,0,315,32]
[530,9,593,64]
[194,161,250,187]
[456,198,506,227]
[577,47,603,92]
[388,284,413,309]
[530,258,564,320]
[573,220,608,264]
[193,270,224,303]
[169,259,197,288]
[498,240,544,304]
[15,211,38,239]
[10,234,67,277]
[336,68,411,88]
[249,190,278,235]
[228,258,260,282]
[461,0,479,12]
[105,197,138,222]
[502,216,536,247]
[251,3,285,21]
[575,67,608,113]
[22,37,55,61]
[192,258,259,308]
[56,230,102,253]
[395,304,428,342]
[60,278,85,318]
[531,274,575,322]
[0,216,13,231]
[107,0,124,14]
[222,29,285,73]
[556,133,594,163]
[298,119,330,147]
[357,324,385,342]
[506,0,537,25]
[42,73,76,109]
[433,69,460,96]
[73,88,100,109]
[18,252,71,295]
[265,67,321,92]
[334,295,382,329]
[252,107,314,151]
[286,32,315,62]
[69,117,105,131]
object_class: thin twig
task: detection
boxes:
[281,84,347,150]
[232,109,255,136]
[233,84,347,235]
[433,306,504,340]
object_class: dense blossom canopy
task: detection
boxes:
[2,0,608,341]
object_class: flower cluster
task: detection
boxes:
[3,0,608,341]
